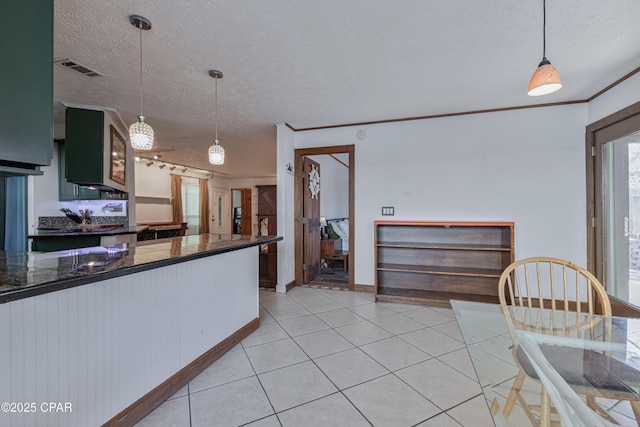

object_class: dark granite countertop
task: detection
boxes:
[0,234,282,304]
[28,225,139,238]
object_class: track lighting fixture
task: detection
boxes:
[158,163,166,169]
[169,165,176,171]
[145,161,154,167]
[182,167,188,173]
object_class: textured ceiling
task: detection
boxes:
[53,0,640,179]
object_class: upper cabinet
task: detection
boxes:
[57,142,101,201]
[65,108,128,192]
[0,0,53,176]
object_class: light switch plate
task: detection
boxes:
[381,207,395,216]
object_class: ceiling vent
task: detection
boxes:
[55,59,104,77]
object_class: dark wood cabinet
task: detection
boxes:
[321,239,342,257]
[375,221,514,306]
[0,0,53,175]
[257,185,277,288]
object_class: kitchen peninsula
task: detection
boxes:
[0,233,281,426]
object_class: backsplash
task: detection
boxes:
[38,216,128,229]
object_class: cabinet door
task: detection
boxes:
[65,108,105,185]
[58,143,102,201]
[58,143,77,201]
[77,186,102,200]
[0,0,53,170]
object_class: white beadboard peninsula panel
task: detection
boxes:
[179,248,258,364]
[0,246,258,427]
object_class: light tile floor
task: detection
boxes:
[134,286,639,426]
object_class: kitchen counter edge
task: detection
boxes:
[0,234,282,304]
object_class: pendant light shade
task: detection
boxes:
[208,70,225,165]
[129,15,155,150]
[527,0,562,96]
[208,140,225,165]
[528,58,562,96]
[130,115,154,150]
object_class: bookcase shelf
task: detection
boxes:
[374,221,514,306]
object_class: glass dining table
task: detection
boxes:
[451,300,640,427]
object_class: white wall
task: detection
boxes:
[588,72,640,124]
[134,162,217,224]
[276,123,296,292]
[134,161,275,227]
[292,104,589,287]
[308,154,349,220]
[133,161,176,223]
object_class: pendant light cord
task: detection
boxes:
[139,23,143,117]
[542,0,547,59]
[215,76,218,142]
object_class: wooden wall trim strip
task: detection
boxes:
[287,101,585,132]
[354,284,374,293]
[586,65,640,102]
[329,154,348,169]
[285,279,296,292]
[103,317,260,427]
[284,65,640,133]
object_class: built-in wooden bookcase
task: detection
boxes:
[374,221,514,306]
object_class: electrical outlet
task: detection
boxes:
[381,206,395,216]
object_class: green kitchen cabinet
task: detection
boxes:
[65,107,128,192]
[0,0,54,175]
[65,108,106,186]
[58,142,101,201]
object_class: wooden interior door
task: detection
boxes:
[240,188,252,235]
[231,188,253,235]
[303,157,321,282]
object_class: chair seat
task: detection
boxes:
[517,345,640,398]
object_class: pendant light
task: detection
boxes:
[208,70,225,165]
[527,0,562,96]
[129,15,155,150]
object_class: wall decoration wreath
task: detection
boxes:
[308,164,320,199]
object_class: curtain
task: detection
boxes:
[199,178,210,234]
[171,174,183,224]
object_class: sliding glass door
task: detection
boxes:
[603,131,640,305]
[588,102,640,313]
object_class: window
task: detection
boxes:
[181,180,200,235]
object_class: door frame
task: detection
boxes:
[586,100,640,316]
[231,187,252,235]
[294,145,355,290]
